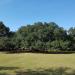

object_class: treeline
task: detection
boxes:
[0,21,75,52]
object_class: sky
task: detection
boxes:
[0,0,75,31]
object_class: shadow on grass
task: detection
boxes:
[1,50,75,54]
[6,51,75,54]
[0,66,19,70]
[0,73,8,75]
[16,67,75,75]
[0,66,19,75]
[0,66,75,75]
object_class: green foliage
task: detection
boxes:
[0,21,75,52]
[0,22,9,37]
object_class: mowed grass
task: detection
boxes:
[0,52,75,75]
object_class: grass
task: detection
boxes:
[0,52,75,75]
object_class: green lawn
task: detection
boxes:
[0,52,75,75]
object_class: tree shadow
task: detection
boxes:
[16,67,75,75]
[0,66,19,75]
[0,66,75,75]
[0,66,19,70]
[0,73,8,75]
[4,50,75,54]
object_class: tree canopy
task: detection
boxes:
[0,21,75,52]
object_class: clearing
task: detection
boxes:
[0,52,75,75]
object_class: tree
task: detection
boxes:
[0,21,75,52]
[0,22,10,37]
[53,27,67,40]
[68,27,75,50]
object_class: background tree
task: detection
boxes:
[0,21,75,52]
